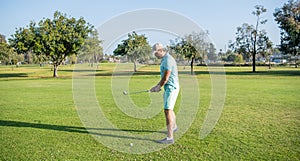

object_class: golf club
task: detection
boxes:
[123,90,149,95]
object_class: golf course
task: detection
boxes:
[0,63,299,160]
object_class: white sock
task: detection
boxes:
[167,137,173,140]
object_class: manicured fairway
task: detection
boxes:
[0,64,299,160]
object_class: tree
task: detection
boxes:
[8,25,35,64]
[113,31,152,72]
[0,34,22,66]
[231,5,269,72]
[0,44,23,68]
[261,40,274,69]
[0,42,13,65]
[274,0,300,68]
[0,34,9,63]
[226,53,236,62]
[185,31,210,65]
[207,43,217,62]
[170,31,210,74]
[9,11,93,77]
[234,54,244,65]
[169,38,197,74]
[0,34,6,43]
[77,29,103,65]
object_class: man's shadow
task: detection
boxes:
[0,120,165,142]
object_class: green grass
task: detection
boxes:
[0,64,299,160]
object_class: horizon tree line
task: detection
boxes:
[0,1,299,77]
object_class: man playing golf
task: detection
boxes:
[150,43,180,144]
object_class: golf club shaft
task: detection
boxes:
[127,90,149,95]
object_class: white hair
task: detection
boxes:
[152,43,167,52]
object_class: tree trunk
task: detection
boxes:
[190,57,194,75]
[53,64,59,77]
[134,61,137,72]
[252,52,256,72]
[268,58,271,69]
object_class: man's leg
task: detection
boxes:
[157,110,175,144]
[164,109,174,139]
[171,110,177,130]
[157,87,178,144]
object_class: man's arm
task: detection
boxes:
[150,70,171,92]
[158,70,171,87]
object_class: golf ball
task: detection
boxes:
[130,143,133,146]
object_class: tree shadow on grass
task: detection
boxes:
[61,69,104,73]
[0,73,28,78]
[0,120,163,141]
[65,68,160,77]
[92,68,300,77]
[94,71,161,77]
[194,69,300,77]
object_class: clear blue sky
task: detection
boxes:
[0,0,287,53]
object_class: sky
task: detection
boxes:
[0,0,287,54]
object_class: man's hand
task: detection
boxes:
[150,84,161,92]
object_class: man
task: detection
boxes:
[150,43,180,144]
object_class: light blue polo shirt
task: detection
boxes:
[160,53,179,89]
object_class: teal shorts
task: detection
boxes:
[163,85,179,110]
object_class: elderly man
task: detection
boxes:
[150,43,180,144]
